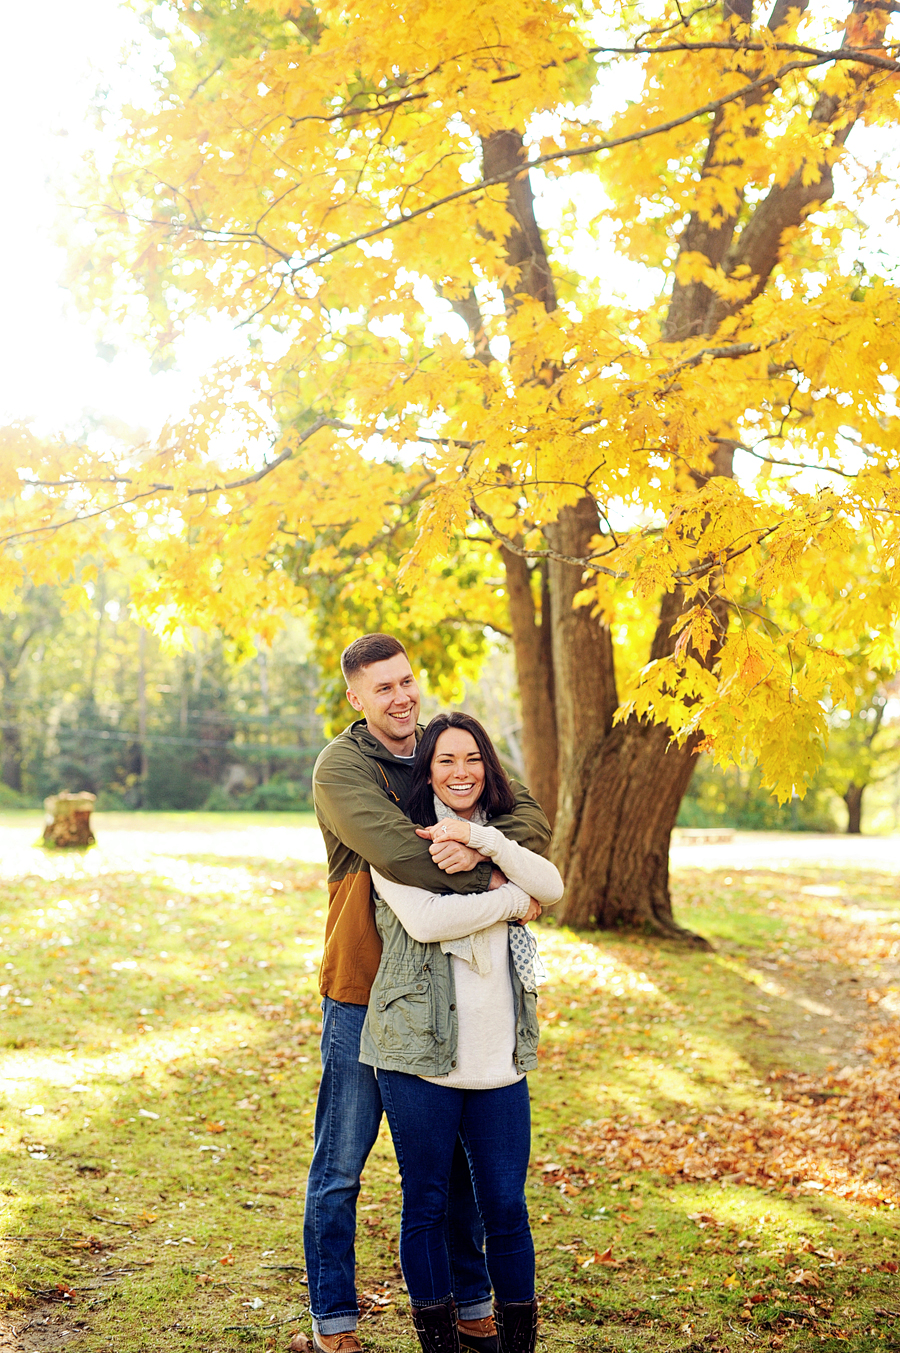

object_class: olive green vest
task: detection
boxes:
[358,898,540,1077]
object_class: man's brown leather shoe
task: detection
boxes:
[458,1314,499,1353]
[303,1333,363,1353]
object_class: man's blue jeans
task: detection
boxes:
[302,998,492,1335]
[378,1070,534,1309]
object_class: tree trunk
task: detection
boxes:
[258,647,272,784]
[499,546,558,824]
[551,574,717,942]
[89,570,107,698]
[553,716,704,937]
[544,496,616,857]
[844,782,864,835]
[43,792,96,848]
[481,127,710,936]
[138,627,149,804]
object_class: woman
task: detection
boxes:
[359,712,563,1353]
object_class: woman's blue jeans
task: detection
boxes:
[378,1070,535,1309]
[302,999,492,1334]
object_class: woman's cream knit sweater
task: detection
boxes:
[370,823,563,1090]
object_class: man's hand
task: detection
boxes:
[488,867,508,891]
[428,839,489,874]
[518,898,542,924]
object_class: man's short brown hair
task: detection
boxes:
[340,633,408,684]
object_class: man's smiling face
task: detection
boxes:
[346,652,421,754]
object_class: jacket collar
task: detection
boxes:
[342,718,423,762]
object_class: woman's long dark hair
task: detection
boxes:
[407,712,516,827]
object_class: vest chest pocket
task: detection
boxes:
[514,989,539,1066]
[372,979,433,1051]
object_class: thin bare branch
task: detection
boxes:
[0,418,347,549]
[188,58,224,101]
[469,495,803,589]
[735,441,859,478]
[275,37,896,124]
[590,39,899,70]
[664,339,769,378]
[468,501,627,578]
[185,417,350,493]
[25,476,134,488]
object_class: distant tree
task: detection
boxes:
[0,567,328,808]
[823,674,900,833]
[678,754,838,831]
[53,693,141,800]
[0,586,64,792]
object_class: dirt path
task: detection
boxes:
[0,1303,87,1352]
[671,828,900,873]
[685,858,899,1063]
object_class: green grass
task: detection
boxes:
[1,827,898,1352]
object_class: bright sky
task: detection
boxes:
[0,0,616,451]
[0,0,244,441]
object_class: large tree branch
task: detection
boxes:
[481,129,558,314]
[663,0,815,341]
[441,287,492,365]
[25,417,349,497]
[213,52,865,276]
[592,39,897,63]
[708,0,895,327]
[21,338,790,532]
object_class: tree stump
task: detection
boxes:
[43,792,96,848]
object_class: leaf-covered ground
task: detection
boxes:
[0,813,898,1353]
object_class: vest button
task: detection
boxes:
[416,984,425,992]
[451,1060,457,1068]
[449,1003,456,1011]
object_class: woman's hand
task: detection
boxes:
[415,820,472,845]
[416,819,487,874]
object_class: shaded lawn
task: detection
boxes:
[0,812,320,830]
[0,826,898,1353]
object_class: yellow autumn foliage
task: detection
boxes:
[1,0,898,803]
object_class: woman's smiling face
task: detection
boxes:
[428,728,486,820]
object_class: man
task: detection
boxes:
[301,633,551,1353]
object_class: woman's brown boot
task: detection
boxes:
[411,1299,461,1353]
[493,1299,538,1353]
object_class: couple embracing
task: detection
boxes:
[301,634,563,1353]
